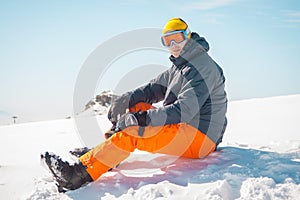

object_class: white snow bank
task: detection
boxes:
[224,94,300,152]
[0,94,300,200]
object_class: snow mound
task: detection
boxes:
[83,90,114,116]
[0,94,300,200]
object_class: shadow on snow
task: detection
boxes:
[67,146,300,199]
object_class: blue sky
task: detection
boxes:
[0,0,300,123]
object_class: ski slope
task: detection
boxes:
[0,95,300,200]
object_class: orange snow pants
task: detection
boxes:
[79,102,216,181]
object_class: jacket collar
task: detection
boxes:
[169,32,209,68]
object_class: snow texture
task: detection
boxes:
[0,94,300,200]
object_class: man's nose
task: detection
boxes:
[169,41,179,48]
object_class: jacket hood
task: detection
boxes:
[170,32,210,67]
[189,32,210,52]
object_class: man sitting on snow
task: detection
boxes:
[41,18,228,192]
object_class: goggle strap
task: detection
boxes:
[185,28,191,38]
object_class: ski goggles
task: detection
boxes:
[161,29,190,47]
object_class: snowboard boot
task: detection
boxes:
[68,125,118,160]
[41,152,93,193]
[69,146,118,172]
[67,126,120,173]
[69,147,91,160]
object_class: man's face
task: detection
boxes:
[168,40,187,58]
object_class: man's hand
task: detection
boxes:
[116,111,150,130]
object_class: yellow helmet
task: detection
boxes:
[162,18,191,38]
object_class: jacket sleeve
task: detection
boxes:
[148,55,220,126]
[147,71,208,126]
[126,68,171,107]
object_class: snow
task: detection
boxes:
[0,94,300,200]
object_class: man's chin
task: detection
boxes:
[171,51,180,58]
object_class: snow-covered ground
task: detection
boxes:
[0,94,300,200]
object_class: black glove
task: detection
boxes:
[133,111,149,126]
[116,111,150,130]
[107,94,131,124]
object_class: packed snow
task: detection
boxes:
[0,94,300,200]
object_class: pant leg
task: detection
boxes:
[79,131,137,180]
[129,102,154,112]
[126,123,216,158]
[79,102,153,180]
[80,123,216,180]
[80,102,216,180]
[126,102,216,157]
